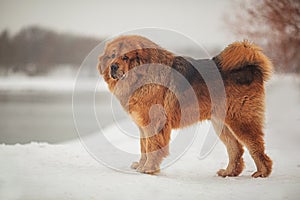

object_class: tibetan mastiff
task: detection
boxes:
[97,35,273,178]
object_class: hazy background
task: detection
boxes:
[0,0,233,46]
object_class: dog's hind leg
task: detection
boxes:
[212,119,245,177]
[226,121,273,178]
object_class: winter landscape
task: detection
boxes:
[1,0,299,199]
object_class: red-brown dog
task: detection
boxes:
[98,35,273,178]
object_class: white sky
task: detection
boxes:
[0,0,235,46]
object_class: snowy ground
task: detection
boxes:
[1,75,300,200]
[0,76,108,92]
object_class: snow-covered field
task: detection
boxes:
[0,76,108,92]
[1,75,300,200]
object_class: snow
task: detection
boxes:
[0,74,108,92]
[1,74,300,200]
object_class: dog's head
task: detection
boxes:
[97,35,174,91]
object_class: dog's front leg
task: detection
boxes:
[138,124,171,174]
[131,127,147,170]
[130,103,171,174]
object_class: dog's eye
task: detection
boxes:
[111,53,115,58]
[122,55,129,61]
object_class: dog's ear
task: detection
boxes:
[97,60,102,75]
[97,54,106,75]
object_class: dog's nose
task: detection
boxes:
[110,63,119,72]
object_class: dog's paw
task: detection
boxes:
[251,171,269,178]
[131,161,147,171]
[137,163,160,175]
[131,162,142,169]
[139,167,160,175]
[252,154,272,178]
[217,169,240,177]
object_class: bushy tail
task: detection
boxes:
[214,40,273,81]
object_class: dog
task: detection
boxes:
[97,35,273,178]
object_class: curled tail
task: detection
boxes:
[213,40,273,82]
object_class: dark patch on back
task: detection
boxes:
[171,56,197,82]
[171,56,222,92]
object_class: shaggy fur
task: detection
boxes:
[98,35,273,178]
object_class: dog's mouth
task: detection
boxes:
[111,70,127,80]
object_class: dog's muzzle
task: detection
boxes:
[110,63,119,79]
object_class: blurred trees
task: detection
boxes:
[0,26,101,75]
[227,0,300,73]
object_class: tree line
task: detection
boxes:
[0,26,101,75]
[226,0,300,73]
